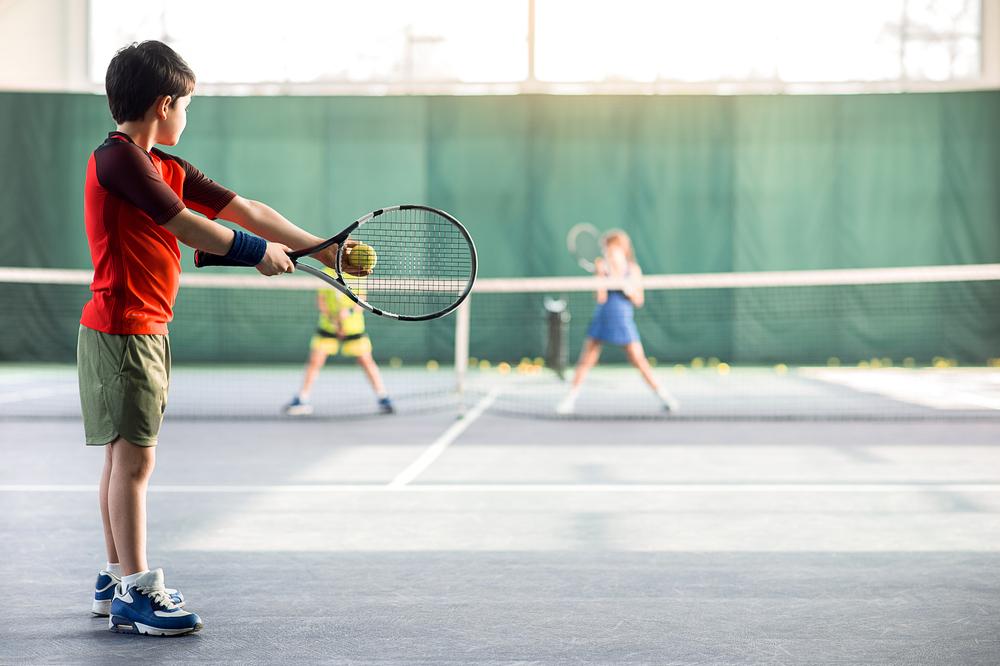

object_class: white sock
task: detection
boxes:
[105,562,122,576]
[376,391,387,399]
[121,570,149,589]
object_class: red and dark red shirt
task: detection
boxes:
[81,131,235,335]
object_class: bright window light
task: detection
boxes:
[535,0,981,83]
[89,0,528,84]
[89,0,982,90]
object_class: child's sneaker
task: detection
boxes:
[283,395,313,416]
[657,388,680,413]
[92,569,184,616]
[108,569,202,636]
[555,390,578,415]
[377,396,395,414]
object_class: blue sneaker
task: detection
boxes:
[377,396,395,414]
[284,395,313,416]
[92,569,184,616]
[108,569,202,636]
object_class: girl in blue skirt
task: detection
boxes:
[557,230,679,414]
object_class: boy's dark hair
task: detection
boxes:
[105,41,196,124]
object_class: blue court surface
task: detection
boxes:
[2,411,998,664]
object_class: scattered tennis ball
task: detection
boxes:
[497,362,511,374]
[774,363,788,374]
[426,359,439,371]
[346,243,377,271]
[389,356,403,368]
[717,362,731,375]
[648,357,658,367]
[691,357,705,369]
[827,357,841,367]
[903,357,916,368]
[673,364,686,373]
[533,357,545,366]
[479,360,491,370]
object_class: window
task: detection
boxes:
[89,0,984,92]
[535,0,981,83]
[89,0,528,85]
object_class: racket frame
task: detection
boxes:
[291,204,477,322]
[566,222,601,273]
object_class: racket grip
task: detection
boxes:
[193,250,255,268]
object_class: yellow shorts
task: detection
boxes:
[310,333,372,358]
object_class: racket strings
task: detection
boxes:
[345,208,474,318]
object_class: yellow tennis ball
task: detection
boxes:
[347,243,377,271]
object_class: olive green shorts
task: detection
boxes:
[77,325,171,447]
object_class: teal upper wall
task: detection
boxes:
[2,91,998,276]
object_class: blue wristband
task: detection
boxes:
[225,230,268,267]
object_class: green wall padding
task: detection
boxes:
[1,91,998,365]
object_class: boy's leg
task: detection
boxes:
[107,438,156,576]
[356,352,387,397]
[298,348,329,400]
[99,443,119,565]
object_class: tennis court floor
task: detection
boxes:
[2,413,998,664]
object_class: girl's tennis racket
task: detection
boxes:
[195,205,477,321]
[566,223,602,273]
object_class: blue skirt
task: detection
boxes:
[586,292,640,346]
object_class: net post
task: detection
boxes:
[454,296,471,395]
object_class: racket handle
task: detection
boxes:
[193,250,255,268]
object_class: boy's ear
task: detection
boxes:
[153,95,173,120]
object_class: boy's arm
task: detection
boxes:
[218,196,337,268]
[158,152,338,269]
[163,209,292,276]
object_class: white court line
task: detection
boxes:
[387,389,499,488]
[0,385,77,404]
[4,483,1000,493]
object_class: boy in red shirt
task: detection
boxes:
[81,41,335,636]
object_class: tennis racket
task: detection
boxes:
[195,205,477,321]
[566,223,602,273]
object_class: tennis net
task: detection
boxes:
[1,264,998,420]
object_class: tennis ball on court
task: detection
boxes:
[426,360,440,371]
[346,243,377,271]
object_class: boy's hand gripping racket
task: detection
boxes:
[195,205,477,321]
